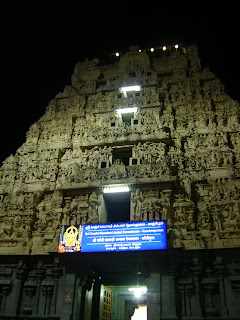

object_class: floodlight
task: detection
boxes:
[119,85,141,97]
[103,185,130,193]
[175,44,179,49]
[163,46,167,51]
[150,47,154,52]
[116,107,138,115]
[128,287,147,298]
[116,52,120,57]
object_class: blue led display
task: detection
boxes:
[81,220,167,252]
[58,221,167,253]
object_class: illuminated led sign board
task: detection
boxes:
[58,221,167,253]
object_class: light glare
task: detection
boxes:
[175,44,179,49]
[120,85,141,93]
[119,85,141,97]
[163,46,167,51]
[131,305,147,320]
[150,47,154,52]
[116,52,120,57]
[103,185,130,193]
[128,287,148,298]
[116,107,138,114]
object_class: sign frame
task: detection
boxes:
[58,221,167,253]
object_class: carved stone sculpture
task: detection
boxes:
[0,44,239,254]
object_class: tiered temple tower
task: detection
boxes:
[0,45,240,319]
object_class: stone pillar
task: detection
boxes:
[229,275,240,316]
[201,274,218,317]
[84,286,93,320]
[91,277,101,320]
[160,267,177,319]
[191,258,203,317]
[147,273,160,320]
[168,266,177,319]
[213,258,229,317]
[218,270,228,316]
[61,273,76,320]
[6,261,26,317]
[50,278,58,315]
[23,281,37,315]
[79,286,87,320]
[0,285,12,313]
[42,285,54,315]
[50,258,63,315]
[33,262,45,316]
[178,280,193,317]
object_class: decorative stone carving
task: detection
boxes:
[0,44,239,253]
[131,189,171,222]
[201,268,219,317]
[173,194,195,231]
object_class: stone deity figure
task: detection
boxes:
[11,216,24,239]
[62,199,71,225]
[78,209,88,225]
[131,189,143,221]
[142,201,155,221]
[160,191,171,222]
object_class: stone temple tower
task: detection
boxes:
[0,44,240,319]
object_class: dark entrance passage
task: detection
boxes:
[104,192,130,223]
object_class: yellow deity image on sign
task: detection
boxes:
[64,225,78,246]
[58,225,83,253]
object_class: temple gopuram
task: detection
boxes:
[0,44,240,320]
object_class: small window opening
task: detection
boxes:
[101,161,108,168]
[133,119,139,125]
[112,146,132,166]
[129,157,140,166]
[129,72,136,77]
[104,192,130,223]
[132,158,138,165]
[121,112,134,124]
[111,122,116,127]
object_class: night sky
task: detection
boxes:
[0,2,239,164]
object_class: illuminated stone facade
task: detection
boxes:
[0,45,240,319]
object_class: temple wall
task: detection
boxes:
[0,44,240,319]
[0,250,239,319]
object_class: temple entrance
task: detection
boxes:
[103,285,147,320]
[104,192,130,223]
[131,305,147,320]
[90,262,148,320]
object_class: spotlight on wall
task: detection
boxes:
[119,85,141,97]
[128,287,148,298]
[116,107,138,115]
[103,185,130,193]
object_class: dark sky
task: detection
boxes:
[0,2,239,164]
